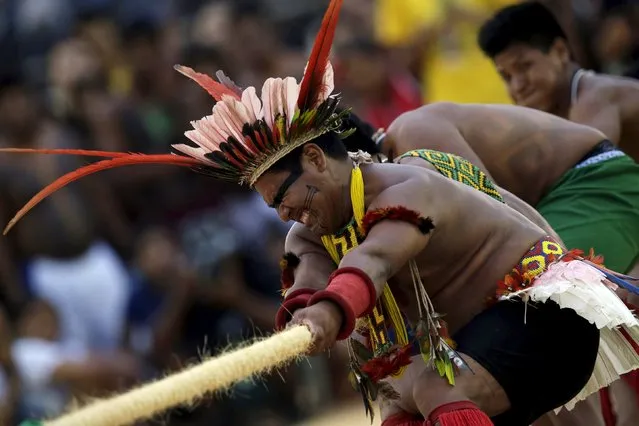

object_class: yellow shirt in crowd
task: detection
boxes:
[374,0,515,105]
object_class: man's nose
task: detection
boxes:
[511,75,527,95]
[278,205,292,222]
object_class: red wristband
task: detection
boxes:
[307,267,377,340]
[275,288,317,330]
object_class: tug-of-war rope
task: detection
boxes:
[22,326,312,426]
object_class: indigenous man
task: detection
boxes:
[2,1,639,426]
[477,4,639,423]
[346,102,639,426]
[477,1,639,163]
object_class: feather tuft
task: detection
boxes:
[241,86,263,121]
[282,77,299,125]
[174,65,241,101]
[297,0,343,111]
[215,70,243,96]
[3,154,204,235]
[0,148,131,158]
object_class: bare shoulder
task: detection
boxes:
[403,103,562,140]
[585,74,639,106]
[390,102,461,124]
[389,102,583,139]
[285,222,324,253]
[367,164,452,214]
[387,103,462,138]
[384,103,470,157]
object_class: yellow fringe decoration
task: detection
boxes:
[321,165,409,377]
[42,326,312,426]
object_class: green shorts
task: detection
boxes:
[536,155,639,273]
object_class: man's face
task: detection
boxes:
[493,41,569,112]
[254,145,345,236]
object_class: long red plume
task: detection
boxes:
[0,148,131,158]
[297,0,344,111]
[3,154,204,235]
[174,65,241,101]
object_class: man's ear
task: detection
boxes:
[550,38,571,65]
[301,143,327,172]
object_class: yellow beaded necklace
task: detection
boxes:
[320,164,409,371]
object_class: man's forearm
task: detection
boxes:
[275,251,334,329]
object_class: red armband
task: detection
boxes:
[307,267,377,340]
[275,288,316,330]
[361,206,434,236]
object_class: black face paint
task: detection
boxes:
[269,171,301,209]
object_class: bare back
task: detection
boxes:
[572,73,639,162]
[386,103,604,206]
[398,155,562,243]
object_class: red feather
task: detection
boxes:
[0,148,131,158]
[174,65,241,101]
[3,154,203,235]
[360,344,413,383]
[297,0,344,111]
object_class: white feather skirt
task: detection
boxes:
[499,260,639,413]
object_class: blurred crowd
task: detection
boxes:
[0,0,638,425]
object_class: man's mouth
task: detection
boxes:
[300,210,311,226]
[516,90,539,107]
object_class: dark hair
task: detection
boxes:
[339,110,380,154]
[269,125,351,174]
[478,2,568,58]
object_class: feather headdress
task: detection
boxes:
[0,0,346,235]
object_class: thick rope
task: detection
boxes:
[37,326,312,426]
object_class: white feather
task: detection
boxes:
[241,86,263,121]
[282,77,299,125]
[172,143,217,164]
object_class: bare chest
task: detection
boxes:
[388,236,523,337]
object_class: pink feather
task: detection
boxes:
[315,62,335,108]
[171,144,217,164]
[190,119,223,151]
[213,101,245,143]
[261,79,274,130]
[174,65,241,101]
[241,86,263,121]
[215,70,243,97]
[283,77,299,125]
[269,78,285,121]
